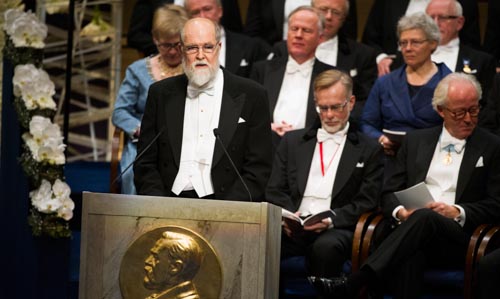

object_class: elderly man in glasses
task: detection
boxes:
[310,72,500,299]
[134,18,273,201]
[266,69,383,289]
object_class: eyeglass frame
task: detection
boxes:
[398,39,429,48]
[315,100,350,114]
[316,6,346,18]
[429,15,460,22]
[182,42,220,55]
[440,105,481,120]
[156,42,181,51]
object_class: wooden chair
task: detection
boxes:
[352,210,500,299]
[109,127,124,194]
[280,210,382,298]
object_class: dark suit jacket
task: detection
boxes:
[362,0,481,55]
[134,69,273,201]
[244,0,358,46]
[224,30,271,78]
[270,37,378,119]
[249,56,335,128]
[381,126,500,234]
[480,73,500,135]
[266,121,383,229]
[483,0,500,67]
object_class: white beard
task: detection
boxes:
[183,59,219,88]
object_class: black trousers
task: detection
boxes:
[363,209,469,299]
[477,247,500,299]
[281,228,353,277]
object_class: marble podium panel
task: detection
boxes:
[79,192,281,299]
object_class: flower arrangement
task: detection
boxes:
[3,8,74,238]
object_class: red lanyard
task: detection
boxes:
[319,142,340,176]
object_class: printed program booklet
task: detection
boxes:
[282,209,335,232]
[394,182,435,209]
[383,128,407,145]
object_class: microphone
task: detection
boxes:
[213,128,253,202]
[111,126,165,187]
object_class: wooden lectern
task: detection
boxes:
[79,192,282,299]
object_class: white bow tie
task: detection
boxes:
[286,60,311,77]
[317,128,344,144]
[441,137,466,153]
[187,85,215,99]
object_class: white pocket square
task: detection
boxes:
[240,59,249,67]
[350,68,358,77]
[356,162,364,168]
[238,117,246,124]
[475,156,484,167]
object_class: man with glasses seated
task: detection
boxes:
[310,72,500,299]
[424,0,494,101]
[266,69,383,295]
[134,18,273,201]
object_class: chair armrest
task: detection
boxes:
[464,224,500,299]
[351,210,383,273]
[109,127,125,193]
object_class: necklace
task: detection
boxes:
[157,56,182,79]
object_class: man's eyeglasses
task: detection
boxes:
[315,100,349,114]
[183,43,219,54]
[441,105,480,120]
[429,15,459,22]
[316,7,345,18]
[156,42,181,50]
[398,39,429,48]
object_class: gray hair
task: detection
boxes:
[288,5,325,34]
[311,0,350,16]
[432,72,482,110]
[397,12,440,43]
[180,18,222,43]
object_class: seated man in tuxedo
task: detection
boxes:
[271,0,378,121]
[266,69,383,281]
[250,6,334,141]
[425,0,496,102]
[184,0,271,78]
[134,18,273,201]
[310,72,500,298]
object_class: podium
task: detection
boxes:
[79,192,282,299]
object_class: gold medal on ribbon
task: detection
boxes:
[443,152,452,165]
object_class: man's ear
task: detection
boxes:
[170,259,184,275]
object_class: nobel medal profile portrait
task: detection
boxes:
[120,226,222,299]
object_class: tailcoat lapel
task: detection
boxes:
[212,75,246,166]
[165,76,188,167]
[456,131,483,201]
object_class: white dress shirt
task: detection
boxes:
[316,36,339,67]
[171,69,224,197]
[298,123,349,215]
[432,37,460,72]
[274,56,314,130]
[392,126,466,226]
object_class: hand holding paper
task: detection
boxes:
[393,182,435,210]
